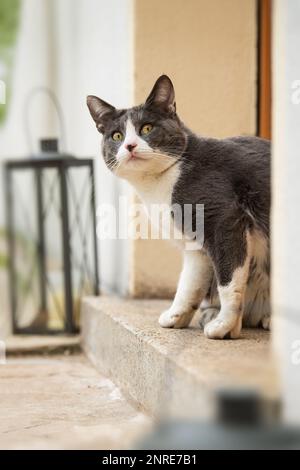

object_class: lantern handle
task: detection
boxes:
[23,86,67,154]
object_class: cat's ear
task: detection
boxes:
[87,95,116,132]
[145,75,176,113]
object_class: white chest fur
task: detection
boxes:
[133,164,183,242]
[135,164,179,206]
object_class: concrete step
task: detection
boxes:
[81,296,279,419]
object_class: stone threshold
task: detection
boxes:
[5,334,81,356]
[81,296,279,419]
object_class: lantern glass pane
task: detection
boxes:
[42,168,65,331]
[12,169,40,331]
[67,166,96,329]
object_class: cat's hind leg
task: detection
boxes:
[204,221,252,339]
[199,307,219,329]
[199,276,220,329]
[243,230,270,330]
[159,249,213,328]
[261,312,271,330]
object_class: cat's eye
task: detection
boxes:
[140,124,153,135]
[112,131,124,142]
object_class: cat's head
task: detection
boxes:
[87,75,187,179]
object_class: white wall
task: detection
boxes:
[0,0,54,161]
[272,0,300,424]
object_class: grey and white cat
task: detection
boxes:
[87,75,270,339]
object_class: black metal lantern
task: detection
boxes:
[4,139,99,334]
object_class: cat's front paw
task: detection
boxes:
[204,314,242,339]
[159,308,194,329]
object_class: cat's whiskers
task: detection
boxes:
[142,150,193,169]
[106,146,193,176]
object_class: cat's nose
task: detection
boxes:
[126,143,137,152]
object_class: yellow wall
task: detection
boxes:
[130,0,257,298]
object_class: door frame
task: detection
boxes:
[258,0,272,139]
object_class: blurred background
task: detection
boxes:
[0,0,300,450]
[0,0,134,336]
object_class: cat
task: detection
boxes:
[87,75,270,339]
